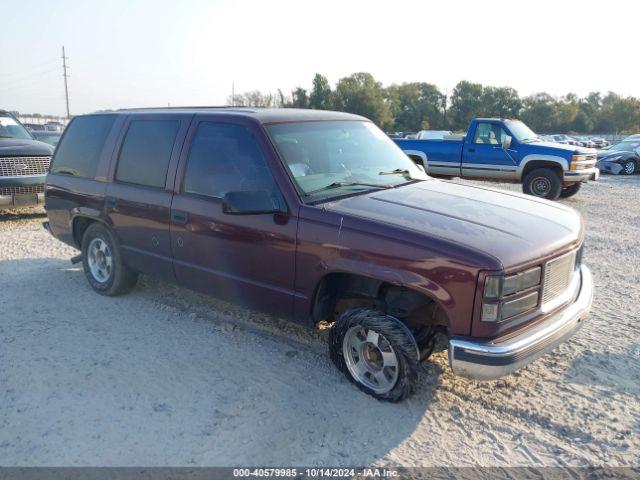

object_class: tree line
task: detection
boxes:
[229,73,640,135]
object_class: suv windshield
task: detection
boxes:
[0,114,33,140]
[266,121,427,201]
[505,120,539,142]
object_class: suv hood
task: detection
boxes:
[326,180,583,269]
[0,138,54,156]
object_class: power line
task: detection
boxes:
[62,46,70,119]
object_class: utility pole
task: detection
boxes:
[62,46,70,119]
[231,81,235,105]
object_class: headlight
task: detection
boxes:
[571,154,590,170]
[482,267,541,322]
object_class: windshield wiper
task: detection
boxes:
[304,181,392,196]
[379,168,411,176]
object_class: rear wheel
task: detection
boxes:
[622,160,636,175]
[559,182,582,198]
[329,308,419,402]
[81,223,138,296]
[522,168,562,200]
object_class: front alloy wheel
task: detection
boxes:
[622,160,636,175]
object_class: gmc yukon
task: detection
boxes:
[44,108,593,401]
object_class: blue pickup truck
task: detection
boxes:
[394,118,599,200]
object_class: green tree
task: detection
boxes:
[480,86,522,118]
[334,72,393,128]
[521,93,557,133]
[288,87,310,108]
[449,81,484,130]
[386,82,445,132]
[309,74,334,110]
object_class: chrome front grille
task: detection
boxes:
[542,250,577,305]
[0,156,51,177]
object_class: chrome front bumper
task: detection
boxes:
[448,264,593,380]
[564,167,599,182]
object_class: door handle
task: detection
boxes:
[171,210,188,225]
[105,196,117,209]
[468,148,476,153]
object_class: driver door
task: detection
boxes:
[461,122,518,179]
[170,117,297,319]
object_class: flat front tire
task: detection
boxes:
[522,168,562,200]
[81,222,138,296]
[329,309,419,402]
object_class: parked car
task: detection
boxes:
[590,137,610,149]
[549,134,571,145]
[0,110,54,209]
[31,130,62,146]
[44,121,65,132]
[622,134,640,142]
[394,118,598,200]
[415,130,453,140]
[44,108,593,402]
[574,136,596,149]
[596,139,640,175]
[23,123,46,131]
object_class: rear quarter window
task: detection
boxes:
[50,115,116,178]
[115,120,179,188]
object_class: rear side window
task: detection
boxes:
[115,120,179,188]
[183,122,277,198]
[50,115,116,177]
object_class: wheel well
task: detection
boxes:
[72,216,96,247]
[311,272,449,332]
[522,161,563,179]
[407,154,425,168]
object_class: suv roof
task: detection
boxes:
[92,107,367,124]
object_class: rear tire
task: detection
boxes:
[329,308,419,402]
[622,160,636,175]
[522,168,562,200]
[81,222,138,296]
[559,182,582,198]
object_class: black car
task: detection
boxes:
[596,140,640,175]
[0,110,54,209]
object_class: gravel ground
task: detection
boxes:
[0,175,639,468]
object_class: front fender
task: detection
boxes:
[517,154,568,178]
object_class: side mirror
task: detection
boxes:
[502,135,512,150]
[222,190,286,215]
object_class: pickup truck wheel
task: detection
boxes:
[523,168,562,200]
[329,309,419,402]
[622,160,636,175]
[81,223,138,296]
[559,182,581,198]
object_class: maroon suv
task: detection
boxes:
[44,108,593,401]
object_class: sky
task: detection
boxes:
[1,0,638,117]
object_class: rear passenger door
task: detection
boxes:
[105,114,191,282]
[170,116,297,319]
